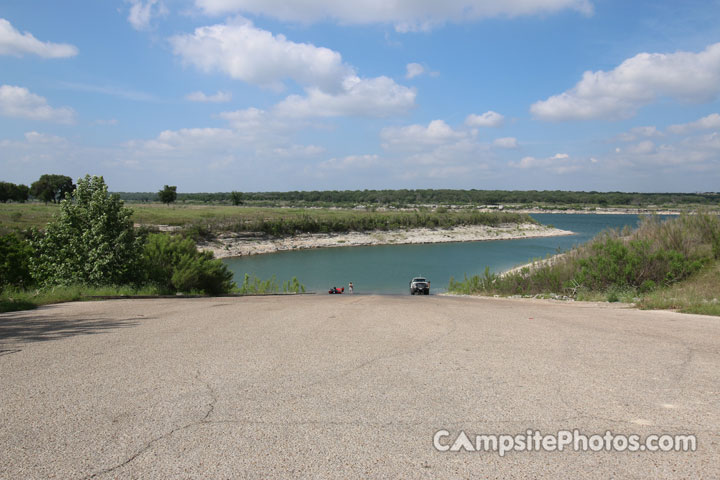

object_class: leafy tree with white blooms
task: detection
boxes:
[30,175,144,286]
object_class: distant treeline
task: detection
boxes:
[114,189,720,206]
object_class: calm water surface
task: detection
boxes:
[223,214,667,294]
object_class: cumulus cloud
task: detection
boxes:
[668,113,720,134]
[510,153,582,174]
[320,154,380,170]
[274,75,416,118]
[626,140,656,155]
[126,0,168,30]
[171,19,415,118]
[0,85,75,124]
[493,137,518,148]
[381,120,466,151]
[531,42,720,121]
[185,90,232,102]
[170,18,352,92]
[616,125,663,142]
[379,119,494,179]
[194,0,593,31]
[465,110,504,127]
[24,131,68,144]
[405,63,425,79]
[0,18,78,58]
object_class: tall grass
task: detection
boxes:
[224,210,535,236]
[0,284,162,313]
[0,275,308,313]
[236,274,305,294]
[449,213,720,304]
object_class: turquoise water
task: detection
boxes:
[222,214,665,294]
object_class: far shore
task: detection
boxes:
[199,223,574,259]
[479,207,684,215]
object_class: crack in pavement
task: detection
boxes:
[285,312,459,404]
[85,369,218,479]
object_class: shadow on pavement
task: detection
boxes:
[0,308,144,354]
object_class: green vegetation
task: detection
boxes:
[0,182,29,203]
[158,185,177,205]
[449,213,720,315]
[0,175,312,312]
[30,174,75,204]
[230,191,244,206]
[114,189,720,208]
[1,203,536,236]
[144,233,234,294]
[30,175,145,287]
[237,273,305,294]
[0,233,32,290]
[0,284,162,313]
[637,262,720,316]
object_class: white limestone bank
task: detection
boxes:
[199,223,574,259]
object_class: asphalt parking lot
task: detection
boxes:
[1,295,718,478]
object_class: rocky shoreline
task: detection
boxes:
[198,223,574,259]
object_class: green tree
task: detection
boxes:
[12,184,29,202]
[30,174,75,203]
[158,185,177,205]
[143,233,234,294]
[230,191,244,206]
[0,182,13,203]
[0,233,33,292]
[30,175,144,286]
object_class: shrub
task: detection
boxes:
[0,233,33,292]
[30,175,145,287]
[449,212,720,299]
[143,233,235,294]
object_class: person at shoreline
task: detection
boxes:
[349,282,354,294]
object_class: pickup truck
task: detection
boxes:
[409,277,430,295]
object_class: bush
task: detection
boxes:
[30,175,145,287]
[449,213,720,299]
[143,233,235,294]
[0,233,33,291]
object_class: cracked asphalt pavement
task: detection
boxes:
[1,295,719,478]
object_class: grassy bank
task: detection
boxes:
[0,285,161,313]
[0,274,307,313]
[1,203,537,236]
[449,213,720,315]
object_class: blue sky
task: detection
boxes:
[1,0,720,192]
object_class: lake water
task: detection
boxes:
[222,214,664,294]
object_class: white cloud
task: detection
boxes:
[465,110,504,127]
[405,63,425,79]
[194,0,593,31]
[668,113,720,134]
[274,75,416,118]
[0,18,78,58]
[510,153,581,174]
[320,154,380,170]
[129,127,237,152]
[171,19,415,118]
[0,85,75,124]
[615,125,663,142]
[493,137,518,148]
[185,90,232,102]
[170,18,352,92]
[24,131,68,144]
[531,42,720,121]
[126,0,168,30]
[626,140,656,155]
[381,120,466,151]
